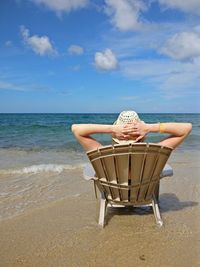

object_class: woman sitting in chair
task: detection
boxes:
[71,110,192,151]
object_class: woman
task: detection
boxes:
[71,110,192,151]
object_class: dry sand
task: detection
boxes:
[0,151,200,267]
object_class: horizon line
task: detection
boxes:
[0,112,199,114]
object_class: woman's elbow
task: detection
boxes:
[71,124,79,135]
[184,123,192,136]
[187,123,192,133]
[71,124,76,133]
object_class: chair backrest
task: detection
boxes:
[87,143,172,205]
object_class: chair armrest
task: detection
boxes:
[160,164,173,178]
[83,163,96,181]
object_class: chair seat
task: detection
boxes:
[83,163,96,180]
[160,164,173,178]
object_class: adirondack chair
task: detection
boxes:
[84,143,173,227]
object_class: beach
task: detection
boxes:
[0,150,200,267]
[0,113,199,266]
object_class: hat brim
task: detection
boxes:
[112,137,138,144]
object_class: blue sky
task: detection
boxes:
[0,0,200,113]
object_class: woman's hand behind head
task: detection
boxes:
[123,121,148,142]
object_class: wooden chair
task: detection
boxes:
[84,143,173,227]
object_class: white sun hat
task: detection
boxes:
[112,110,141,144]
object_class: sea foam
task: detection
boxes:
[0,164,82,175]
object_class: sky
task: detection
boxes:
[0,0,200,113]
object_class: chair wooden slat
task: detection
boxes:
[99,147,120,200]
[129,144,147,202]
[88,149,112,200]
[137,145,160,201]
[145,146,171,200]
[114,145,130,201]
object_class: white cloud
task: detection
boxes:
[158,0,200,14]
[0,80,51,92]
[69,65,81,71]
[121,59,176,79]
[68,45,84,55]
[160,32,200,61]
[120,58,200,98]
[0,81,22,91]
[5,41,13,47]
[20,25,57,56]
[30,0,89,14]
[104,0,147,31]
[194,25,200,34]
[95,48,118,70]
[120,96,138,100]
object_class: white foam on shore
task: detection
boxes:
[0,164,83,175]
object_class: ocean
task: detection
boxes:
[0,113,199,219]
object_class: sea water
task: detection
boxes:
[0,113,199,219]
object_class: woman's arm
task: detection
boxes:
[71,124,126,151]
[124,122,192,149]
[72,122,192,151]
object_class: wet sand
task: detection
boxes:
[0,151,200,267]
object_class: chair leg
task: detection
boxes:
[154,182,160,203]
[152,195,163,227]
[98,193,107,227]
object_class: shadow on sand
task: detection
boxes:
[105,193,198,224]
[159,193,198,212]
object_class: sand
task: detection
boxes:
[0,151,200,267]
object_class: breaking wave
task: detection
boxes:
[0,163,83,175]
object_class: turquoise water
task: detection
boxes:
[0,113,199,151]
